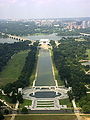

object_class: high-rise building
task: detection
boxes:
[82,21,86,29]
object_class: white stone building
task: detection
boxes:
[39,39,50,45]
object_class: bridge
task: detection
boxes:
[7,34,36,43]
[80,33,90,36]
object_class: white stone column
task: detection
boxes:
[56,91,58,95]
[33,92,35,96]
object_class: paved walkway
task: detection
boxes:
[10,101,19,120]
[72,99,84,120]
[0,99,12,109]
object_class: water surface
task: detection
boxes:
[0,38,18,43]
[24,33,80,41]
[35,49,55,86]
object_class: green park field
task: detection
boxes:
[20,99,32,108]
[0,50,29,87]
[59,98,73,107]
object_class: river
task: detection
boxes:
[0,38,17,43]
[24,33,80,41]
[0,33,80,43]
[35,49,55,86]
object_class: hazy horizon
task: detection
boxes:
[0,0,90,19]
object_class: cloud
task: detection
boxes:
[0,0,18,5]
[0,0,90,19]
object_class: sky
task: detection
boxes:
[0,0,90,19]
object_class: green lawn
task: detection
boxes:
[29,51,38,86]
[14,115,77,120]
[51,50,64,86]
[87,93,90,97]
[29,62,37,86]
[86,49,90,60]
[53,63,64,86]
[20,99,32,108]
[59,99,73,107]
[0,50,29,87]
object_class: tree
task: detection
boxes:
[0,101,3,107]
[50,40,56,48]
[82,105,90,113]
[79,100,87,107]
[68,91,73,101]
[21,107,28,114]
[11,93,17,103]
[0,112,4,120]
[4,83,13,94]
[4,109,9,115]
[72,83,86,100]
[17,93,23,103]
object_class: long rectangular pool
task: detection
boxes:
[35,49,55,86]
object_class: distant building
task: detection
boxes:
[81,21,90,29]
[87,21,90,27]
[39,39,50,45]
[82,21,86,29]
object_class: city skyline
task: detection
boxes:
[0,0,90,19]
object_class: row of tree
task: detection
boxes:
[3,46,37,103]
[0,41,31,72]
[79,94,90,113]
[57,28,90,36]
[0,21,37,36]
[52,37,90,101]
[0,21,54,36]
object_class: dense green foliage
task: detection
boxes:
[52,37,90,101]
[0,40,38,104]
[3,46,37,94]
[0,41,31,72]
[0,21,54,36]
[57,30,80,36]
[0,50,29,87]
[50,40,56,48]
[21,107,28,114]
[0,21,37,36]
[0,101,4,120]
[57,28,90,36]
[0,21,90,37]
[17,47,37,88]
[79,94,90,113]
[0,113,4,120]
